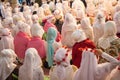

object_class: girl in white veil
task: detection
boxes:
[19,48,44,80]
[49,47,76,80]
[0,49,17,80]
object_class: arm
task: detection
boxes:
[101,52,119,64]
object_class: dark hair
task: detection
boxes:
[32,11,37,15]
[22,2,26,5]
[30,2,34,6]
[1,0,5,2]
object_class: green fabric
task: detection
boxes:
[44,76,50,80]
[46,27,57,67]
[12,73,18,80]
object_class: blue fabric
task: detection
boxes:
[18,0,23,4]
[46,27,57,67]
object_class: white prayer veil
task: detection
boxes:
[37,7,45,19]
[0,49,17,80]
[19,48,43,80]
[61,13,77,47]
[16,21,31,36]
[115,5,120,12]
[73,50,97,80]
[93,11,105,44]
[81,17,94,41]
[50,48,73,80]
[0,28,14,51]
[32,14,39,23]
[3,17,13,28]
[98,21,118,49]
[31,23,44,38]
[113,11,120,33]
[62,13,77,32]
[71,29,87,45]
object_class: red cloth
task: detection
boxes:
[14,31,30,59]
[43,21,61,42]
[117,33,120,38]
[27,36,46,59]
[72,38,96,68]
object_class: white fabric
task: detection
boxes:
[32,14,39,23]
[73,50,120,80]
[108,66,120,80]
[72,0,85,12]
[61,13,77,47]
[0,28,14,52]
[50,48,74,80]
[93,11,105,44]
[98,21,118,49]
[19,48,44,80]
[71,29,86,45]
[31,23,44,38]
[37,7,45,20]
[86,2,96,17]
[16,21,31,35]
[81,17,94,41]
[113,11,120,33]
[0,49,17,80]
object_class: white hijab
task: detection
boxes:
[98,21,118,50]
[19,48,44,80]
[81,17,94,41]
[0,28,14,52]
[93,11,105,44]
[50,48,74,80]
[0,49,17,80]
[73,50,97,80]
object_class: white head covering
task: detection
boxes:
[71,29,87,45]
[93,11,105,44]
[1,28,11,36]
[113,11,120,33]
[16,21,31,36]
[19,48,43,80]
[50,48,74,80]
[31,23,44,38]
[0,28,14,51]
[37,7,45,19]
[42,3,51,16]
[62,13,77,32]
[24,15,33,26]
[3,17,13,28]
[115,5,120,12]
[98,21,118,49]
[73,50,97,80]
[81,17,94,41]
[86,2,96,17]
[0,49,17,80]
[32,14,39,23]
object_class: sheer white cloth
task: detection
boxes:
[81,17,94,41]
[93,11,105,45]
[0,28,14,53]
[19,48,44,80]
[49,48,75,80]
[61,13,77,48]
[113,11,120,33]
[98,21,118,50]
[0,49,17,80]
[73,50,120,80]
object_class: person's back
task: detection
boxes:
[19,48,44,80]
[14,21,30,60]
[49,48,77,80]
[73,49,120,80]
[0,28,14,52]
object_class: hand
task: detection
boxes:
[94,49,103,56]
